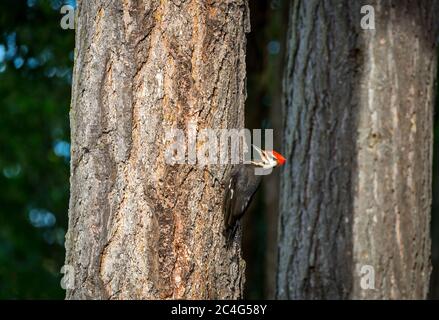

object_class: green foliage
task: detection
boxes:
[0,0,73,299]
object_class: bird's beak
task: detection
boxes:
[252,144,267,165]
[252,144,265,158]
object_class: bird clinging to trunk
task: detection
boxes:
[223,144,286,247]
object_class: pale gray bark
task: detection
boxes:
[66,0,250,299]
[278,0,438,299]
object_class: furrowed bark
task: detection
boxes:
[66,0,250,299]
[278,0,438,299]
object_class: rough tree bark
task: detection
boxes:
[65,0,250,299]
[278,0,438,299]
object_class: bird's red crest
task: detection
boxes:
[272,150,286,166]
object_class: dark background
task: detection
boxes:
[0,0,437,299]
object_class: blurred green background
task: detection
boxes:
[0,0,437,299]
[0,0,73,299]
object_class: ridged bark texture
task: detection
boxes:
[278,0,438,299]
[66,0,250,299]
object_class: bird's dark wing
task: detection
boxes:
[223,165,262,247]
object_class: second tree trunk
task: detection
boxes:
[278,0,438,299]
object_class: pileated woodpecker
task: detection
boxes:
[223,145,286,247]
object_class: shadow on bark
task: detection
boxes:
[277,0,438,299]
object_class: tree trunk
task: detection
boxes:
[65,0,250,299]
[278,0,438,299]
